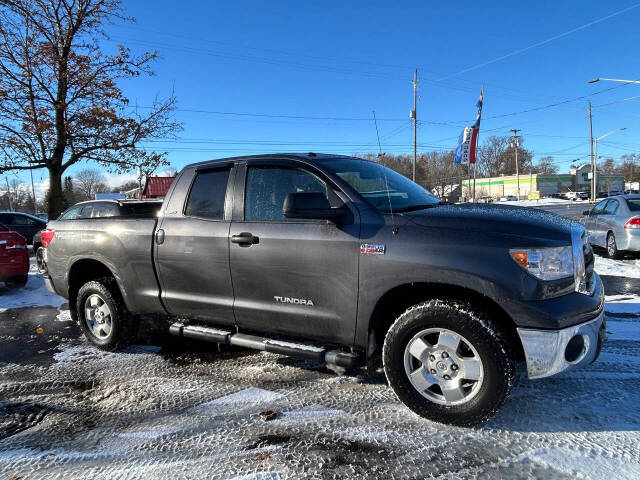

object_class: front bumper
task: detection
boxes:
[517,310,606,379]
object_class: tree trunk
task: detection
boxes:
[47,167,64,219]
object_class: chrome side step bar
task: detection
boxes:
[169,322,360,369]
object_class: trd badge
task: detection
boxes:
[360,244,385,255]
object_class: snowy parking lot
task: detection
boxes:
[1,252,639,479]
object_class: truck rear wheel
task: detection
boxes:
[5,275,28,289]
[383,299,515,426]
[76,278,136,351]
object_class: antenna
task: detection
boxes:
[372,110,382,154]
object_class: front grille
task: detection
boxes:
[583,238,595,291]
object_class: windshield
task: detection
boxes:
[322,158,440,213]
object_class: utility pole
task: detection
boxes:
[510,129,521,199]
[30,169,37,214]
[411,69,418,182]
[5,177,13,211]
[372,111,382,155]
[589,102,595,202]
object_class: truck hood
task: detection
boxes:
[402,203,576,242]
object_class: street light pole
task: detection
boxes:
[589,77,640,85]
[510,129,521,199]
[592,127,627,199]
[589,102,595,202]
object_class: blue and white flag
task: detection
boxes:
[454,88,484,164]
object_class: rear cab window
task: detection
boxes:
[59,206,81,220]
[184,168,231,220]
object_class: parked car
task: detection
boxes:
[596,192,609,199]
[0,211,46,245]
[580,194,640,258]
[0,223,29,288]
[42,153,605,426]
[565,191,588,201]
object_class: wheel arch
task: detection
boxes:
[67,259,123,312]
[367,282,525,363]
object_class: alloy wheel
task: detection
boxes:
[403,328,484,406]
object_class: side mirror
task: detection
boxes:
[283,192,345,222]
[583,210,591,216]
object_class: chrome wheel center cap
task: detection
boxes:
[436,361,447,371]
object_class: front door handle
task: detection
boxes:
[155,229,165,245]
[231,232,259,246]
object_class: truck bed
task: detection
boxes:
[46,216,165,315]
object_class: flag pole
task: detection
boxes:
[473,87,484,202]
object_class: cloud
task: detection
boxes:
[101,172,138,189]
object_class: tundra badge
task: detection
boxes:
[274,296,315,306]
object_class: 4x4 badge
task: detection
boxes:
[360,244,385,255]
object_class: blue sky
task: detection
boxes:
[15,0,640,190]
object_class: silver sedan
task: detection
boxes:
[580,194,640,258]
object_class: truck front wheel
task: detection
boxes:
[76,278,136,351]
[383,299,515,426]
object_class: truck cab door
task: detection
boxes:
[228,160,360,345]
[154,164,236,327]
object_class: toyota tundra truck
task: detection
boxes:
[41,153,606,426]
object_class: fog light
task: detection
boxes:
[565,335,585,363]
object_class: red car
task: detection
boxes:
[0,223,29,288]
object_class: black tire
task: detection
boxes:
[76,277,137,351]
[5,275,28,289]
[606,232,621,259]
[35,247,46,273]
[383,299,515,426]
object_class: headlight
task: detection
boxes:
[509,246,574,281]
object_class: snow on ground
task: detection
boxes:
[596,256,640,278]
[498,198,588,207]
[0,258,66,312]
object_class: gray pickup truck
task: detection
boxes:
[42,153,606,426]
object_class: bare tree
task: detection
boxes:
[477,135,533,177]
[0,0,182,217]
[74,168,106,200]
[532,156,558,175]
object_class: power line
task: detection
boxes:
[428,3,640,82]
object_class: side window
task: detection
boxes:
[245,166,328,221]
[592,200,608,215]
[78,205,94,219]
[184,168,230,220]
[11,214,35,225]
[59,206,81,220]
[92,203,118,218]
[604,200,619,215]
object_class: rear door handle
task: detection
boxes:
[231,232,259,245]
